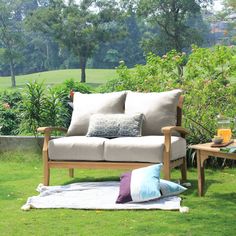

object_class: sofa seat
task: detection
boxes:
[48,136,107,161]
[104,136,186,163]
[48,136,186,163]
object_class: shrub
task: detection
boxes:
[0,91,22,135]
[20,82,45,135]
[20,79,93,135]
[49,79,93,128]
[99,50,187,93]
[99,45,236,167]
[186,45,236,85]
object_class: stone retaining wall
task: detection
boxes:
[0,136,44,152]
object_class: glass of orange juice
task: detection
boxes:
[217,116,232,143]
[217,128,232,143]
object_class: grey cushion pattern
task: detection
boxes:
[125,89,182,135]
[48,136,107,161]
[86,113,144,138]
[104,136,186,163]
[67,91,126,136]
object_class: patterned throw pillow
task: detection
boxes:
[86,113,144,138]
[116,164,163,203]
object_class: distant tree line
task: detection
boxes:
[0,0,225,85]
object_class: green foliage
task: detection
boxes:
[100,50,187,92]
[217,0,236,45]
[0,90,22,106]
[100,45,236,166]
[93,9,145,68]
[0,78,93,136]
[26,0,126,82]
[54,78,93,95]
[186,45,236,84]
[0,91,22,135]
[50,79,93,127]
[183,46,236,166]
[20,81,45,135]
[20,79,93,134]
[0,0,25,87]
[137,0,211,53]
[43,88,69,128]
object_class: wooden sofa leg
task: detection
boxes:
[181,157,187,181]
[43,148,50,185]
[163,164,171,180]
[69,168,74,178]
[44,164,50,186]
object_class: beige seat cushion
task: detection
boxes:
[104,136,186,163]
[125,90,182,135]
[67,91,126,136]
[48,136,107,161]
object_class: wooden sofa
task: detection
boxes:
[38,90,189,185]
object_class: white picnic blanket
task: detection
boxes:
[22,181,188,212]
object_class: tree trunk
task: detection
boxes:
[80,56,87,83]
[9,58,16,87]
[46,41,49,70]
[177,65,183,82]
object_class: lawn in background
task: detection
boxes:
[1,68,235,92]
[0,69,117,91]
[0,151,236,236]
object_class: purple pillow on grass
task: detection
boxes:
[116,164,163,203]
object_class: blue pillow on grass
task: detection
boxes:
[116,164,163,203]
[160,179,187,197]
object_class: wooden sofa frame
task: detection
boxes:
[38,95,189,186]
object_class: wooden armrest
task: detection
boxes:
[37,127,67,153]
[37,127,68,134]
[161,126,189,136]
[162,126,189,153]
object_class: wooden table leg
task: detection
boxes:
[197,150,205,196]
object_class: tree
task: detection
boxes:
[223,0,236,9]
[92,5,145,68]
[0,0,39,86]
[0,0,23,87]
[26,0,125,82]
[137,0,212,53]
[223,0,236,44]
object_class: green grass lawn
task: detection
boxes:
[0,69,117,91]
[1,151,236,236]
[1,68,235,93]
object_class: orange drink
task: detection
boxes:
[217,128,232,143]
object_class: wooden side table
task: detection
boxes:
[191,140,236,196]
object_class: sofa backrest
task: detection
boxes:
[67,91,126,136]
[124,89,182,135]
[67,89,183,136]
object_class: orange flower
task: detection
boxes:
[70,90,74,97]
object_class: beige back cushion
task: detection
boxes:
[125,89,182,135]
[67,91,126,136]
